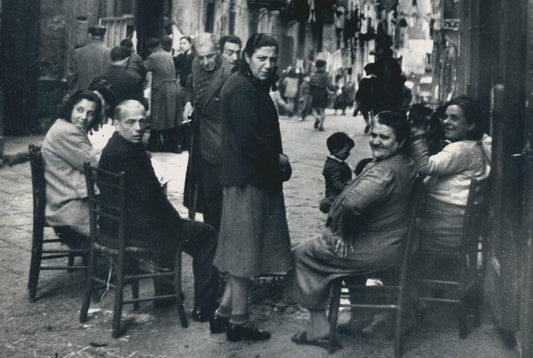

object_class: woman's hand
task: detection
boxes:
[331,235,355,258]
[279,153,292,182]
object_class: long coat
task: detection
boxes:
[144,49,181,130]
[41,119,98,236]
[183,58,233,214]
[67,40,111,94]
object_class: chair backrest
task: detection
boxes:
[462,177,490,252]
[403,176,425,261]
[84,163,126,251]
[29,145,45,235]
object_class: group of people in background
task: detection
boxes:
[40,22,492,351]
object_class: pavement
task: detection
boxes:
[0,111,516,357]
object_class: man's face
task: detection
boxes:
[196,42,218,72]
[221,42,241,68]
[117,103,149,144]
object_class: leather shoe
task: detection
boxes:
[210,314,230,334]
[226,322,271,342]
[191,306,214,322]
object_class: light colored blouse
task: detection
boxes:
[411,135,491,206]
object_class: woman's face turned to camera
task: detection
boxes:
[71,99,97,132]
[369,121,401,161]
[246,46,277,81]
[442,104,474,142]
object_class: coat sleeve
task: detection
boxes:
[51,125,98,172]
[324,162,350,195]
[230,87,280,166]
[411,139,470,176]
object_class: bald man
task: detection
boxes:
[98,100,220,322]
[183,33,233,231]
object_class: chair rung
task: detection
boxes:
[343,285,400,290]
[42,254,84,260]
[41,266,88,270]
[339,304,398,309]
[414,279,460,285]
[43,239,62,243]
[93,209,120,220]
[124,271,174,280]
[419,297,460,303]
[123,294,179,304]
[43,249,88,254]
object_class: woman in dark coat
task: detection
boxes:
[211,34,293,342]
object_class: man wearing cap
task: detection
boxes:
[67,25,112,94]
[94,46,145,105]
[308,59,337,131]
[183,33,234,231]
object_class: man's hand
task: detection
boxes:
[183,101,194,120]
[332,237,355,258]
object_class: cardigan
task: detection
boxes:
[220,70,284,193]
[41,119,98,230]
[410,136,491,206]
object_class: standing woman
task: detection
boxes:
[41,90,103,237]
[144,38,181,152]
[212,33,293,342]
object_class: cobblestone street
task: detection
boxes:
[0,112,515,357]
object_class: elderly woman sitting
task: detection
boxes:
[410,96,491,254]
[289,111,416,346]
[41,90,103,237]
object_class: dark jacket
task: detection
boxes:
[175,51,195,88]
[95,64,144,104]
[309,70,336,108]
[98,132,183,249]
[323,157,352,198]
[220,69,284,193]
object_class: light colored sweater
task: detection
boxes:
[411,136,491,206]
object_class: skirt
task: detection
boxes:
[417,195,466,254]
[213,185,293,278]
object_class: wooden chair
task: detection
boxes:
[413,177,489,339]
[79,164,188,338]
[327,177,424,357]
[28,144,89,302]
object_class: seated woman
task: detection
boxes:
[42,90,103,237]
[289,111,416,346]
[410,96,491,254]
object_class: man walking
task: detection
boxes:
[67,25,111,94]
[183,33,236,230]
[309,59,336,131]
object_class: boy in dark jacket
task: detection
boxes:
[319,132,355,213]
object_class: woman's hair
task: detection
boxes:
[444,95,483,140]
[60,90,103,131]
[180,35,192,44]
[242,33,278,60]
[375,110,411,144]
[88,78,116,118]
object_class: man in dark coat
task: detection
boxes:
[183,33,235,231]
[67,25,111,94]
[98,99,220,322]
[308,59,336,131]
[94,46,144,105]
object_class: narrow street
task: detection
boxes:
[0,112,515,357]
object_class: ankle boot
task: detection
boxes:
[226,322,271,342]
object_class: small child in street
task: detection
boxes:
[319,132,355,213]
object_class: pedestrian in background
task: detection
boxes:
[297,76,312,121]
[120,38,146,78]
[144,38,182,152]
[175,36,195,88]
[67,25,111,94]
[211,33,293,342]
[309,60,337,131]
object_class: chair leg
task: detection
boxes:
[458,300,467,339]
[174,249,188,328]
[131,279,140,311]
[394,306,403,357]
[112,258,125,338]
[28,234,44,302]
[80,248,97,323]
[328,279,342,354]
[67,253,76,272]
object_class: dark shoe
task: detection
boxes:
[291,331,341,351]
[318,126,324,131]
[192,306,214,322]
[314,119,319,129]
[226,322,271,342]
[364,125,370,134]
[210,314,230,334]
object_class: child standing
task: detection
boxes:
[319,132,355,213]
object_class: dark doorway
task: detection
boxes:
[0,0,41,135]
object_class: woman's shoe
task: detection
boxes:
[226,322,271,342]
[210,314,230,334]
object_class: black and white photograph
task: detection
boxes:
[0,0,528,357]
